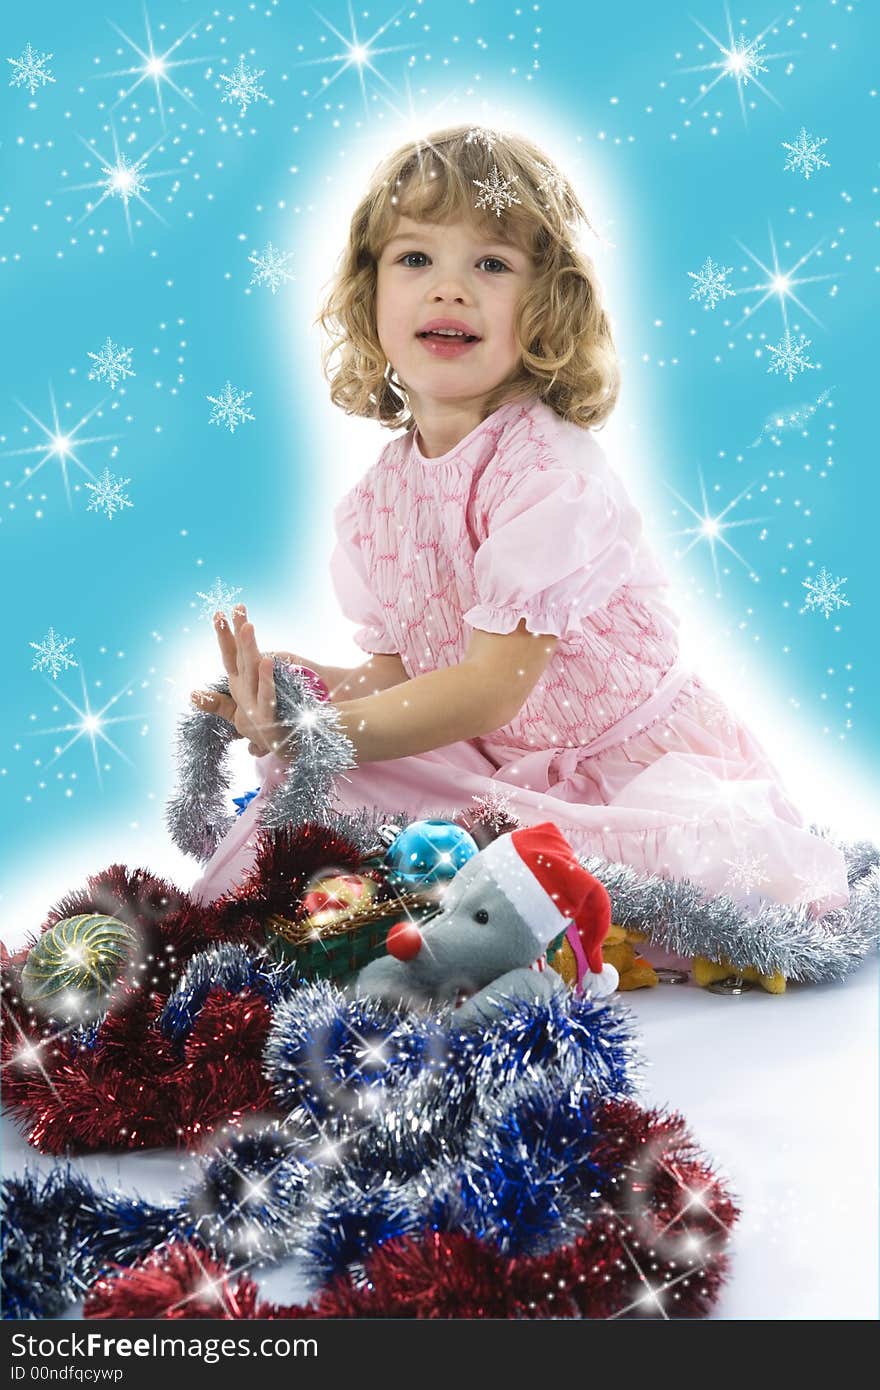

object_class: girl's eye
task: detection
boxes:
[397,252,511,273]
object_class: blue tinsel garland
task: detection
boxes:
[2,983,638,1318]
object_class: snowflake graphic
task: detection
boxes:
[7,43,55,96]
[473,166,522,219]
[84,468,133,520]
[196,578,244,620]
[248,242,294,295]
[727,34,768,86]
[688,257,735,310]
[87,338,135,391]
[794,869,841,911]
[464,127,499,151]
[800,567,849,620]
[782,128,830,181]
[468,788,521,832]
[30,627,77,681]
[723,852,769,895]
[218,57,268,118]
[207,381,255,434]
[535,161,568,204]
[101,152,150,207]
[766,330,816,382]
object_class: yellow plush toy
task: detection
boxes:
[692,955,786,994]
[548,925,786,995]
[549,924,658,992]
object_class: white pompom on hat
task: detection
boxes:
[479,821,619,998]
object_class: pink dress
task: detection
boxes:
[190,395,848,915]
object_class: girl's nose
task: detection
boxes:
[385,921,423,961]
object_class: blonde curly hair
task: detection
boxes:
[315,124,620,432]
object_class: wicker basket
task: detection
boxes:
[265,888,441,983]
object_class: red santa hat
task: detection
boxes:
[479,821,619,999]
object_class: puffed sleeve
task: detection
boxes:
[329,486,399,655]
[463,465,641,640]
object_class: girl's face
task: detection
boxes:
[375,215,534,415]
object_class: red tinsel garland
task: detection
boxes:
[85,1241,266,1321]
[2,986,281,1152]
[83,1100,739,1321]
[1,824,366,1154]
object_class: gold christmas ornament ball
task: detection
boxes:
[20,914,137,1013]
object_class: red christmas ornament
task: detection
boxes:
[301,873,376,927]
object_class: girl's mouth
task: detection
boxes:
[416,331,481,359]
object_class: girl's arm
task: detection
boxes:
[333,621,557,763]
[269,651,410,700]
[320,652,410,701]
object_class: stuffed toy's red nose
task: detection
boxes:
[386,921,423,961]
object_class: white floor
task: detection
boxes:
[3,839,878,1321]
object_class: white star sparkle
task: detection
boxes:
[667,472,766,592]
[96,6,213,126]
[369,70,461,159]
[680,3,796,125]
[730,223,837,335]
[67,126,181,241]
[295,3,416,113]
[25,661,149,788]
[0,1008,67,1105]
[2,387,122,509]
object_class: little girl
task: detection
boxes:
[189,124,848,919]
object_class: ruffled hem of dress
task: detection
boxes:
[353,624,400,655]
[463,601,587,642]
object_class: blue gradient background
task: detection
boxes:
[2,0,877,932]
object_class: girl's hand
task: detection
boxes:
[190,604,297,763]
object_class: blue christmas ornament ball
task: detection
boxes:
[383,819,478,890]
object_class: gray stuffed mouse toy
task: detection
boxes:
[354,820,618,1027]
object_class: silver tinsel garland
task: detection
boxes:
[164,659,360,862]
[583,852,880,984]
